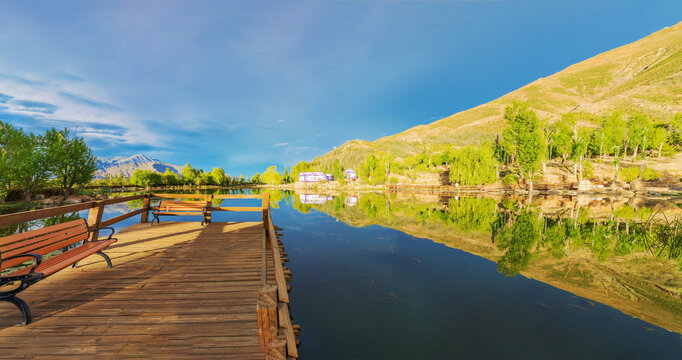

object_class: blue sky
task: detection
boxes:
[0,0,680,176]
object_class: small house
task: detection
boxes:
[344,169,357,180]
[298,172,328,182]
[300,194,334,204]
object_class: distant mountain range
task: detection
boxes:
[95,154,183,179]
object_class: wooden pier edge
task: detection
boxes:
[261,205,300,359]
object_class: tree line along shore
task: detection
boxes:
[257,102,682,193]
[3,102,682,205]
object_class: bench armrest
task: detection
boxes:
[1,253,42,274]
[97,226,116,240]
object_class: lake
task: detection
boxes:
[2,189,681,358]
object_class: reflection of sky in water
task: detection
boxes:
[273,195,682,359]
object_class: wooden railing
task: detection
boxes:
[0,192,272,232]
[0,195,149,236]
[257,194,299,359]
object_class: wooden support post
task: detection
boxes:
[266,335,287,360]
[258,284,278,349]
[140,195,151,223]
[262,192,270,228]
[204,194,214,224]
[87,201,105,241]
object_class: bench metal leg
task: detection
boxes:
[2,296,32,325]
[97,251,113,268]
[72,252,113,269]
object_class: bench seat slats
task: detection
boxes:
[5,239,116,278]
[0,218,116,325]
[153,211,204,215]
[0,219,85,246]
[152,201,208,226]
[1,226,88,260]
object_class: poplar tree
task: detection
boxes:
[501,102,544,196]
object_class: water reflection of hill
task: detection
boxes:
[289,191,682,334]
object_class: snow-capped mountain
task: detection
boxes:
[95,154,183,179]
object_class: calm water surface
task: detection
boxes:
[2,190,681,358]
[271,192,682,359]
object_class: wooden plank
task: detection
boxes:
[209,207,263,212]
[213,194,262,199]
[278,302,298,358]
[0,202,95,227]
[100,209,145,228]
[87,201,104,241]
[267,212,289,304]
[0,195,146,228]
[140,196,151,223]
[261,228,267,285]
[151,193,208,199]
[99,195,145,206]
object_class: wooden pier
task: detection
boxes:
[0,193,298,358]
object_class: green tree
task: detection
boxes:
[627,115,651,159]
[290,161,313,183]
[331,159,344,182]
[571,127,593,181]
[282,168,290,183]
[496,209,540,276]
[44,128,98,199]
[251,172,262,184]
[0,122,49,202]
[548,115,575,161]
[601,112,627,157]
[448,145,498,185]
[162,168,180,185]
[181,163,198,184]
[667,113,682,150]
[501,102,544,195]
[210,167,228,186]
[262,166,283,185]
[650,125,669,158]
[130,169,163,188]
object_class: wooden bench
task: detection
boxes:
[151,200,208,226]
[0,218,116,325]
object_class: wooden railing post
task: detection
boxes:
[87,201,105,241]
[257,284,278,349]
[262,192,270,228]
[140,195,151,223]
[205,194,214,224]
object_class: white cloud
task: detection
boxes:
[0,72,163,149]
[273,142,290,147]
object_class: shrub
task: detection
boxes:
[502,174,519,185]
[618,167,640,183]
[389,176,399,184]
[582,161,594,179]
[641,167,660,181]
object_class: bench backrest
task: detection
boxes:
[156,200,207,212]
[0,219,89,271]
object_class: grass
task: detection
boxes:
[559,64,615,96]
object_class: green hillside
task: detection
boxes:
[313,21,682,169]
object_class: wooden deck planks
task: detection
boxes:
[0,221,275,358]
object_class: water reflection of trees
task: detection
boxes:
[288,192,682,277]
